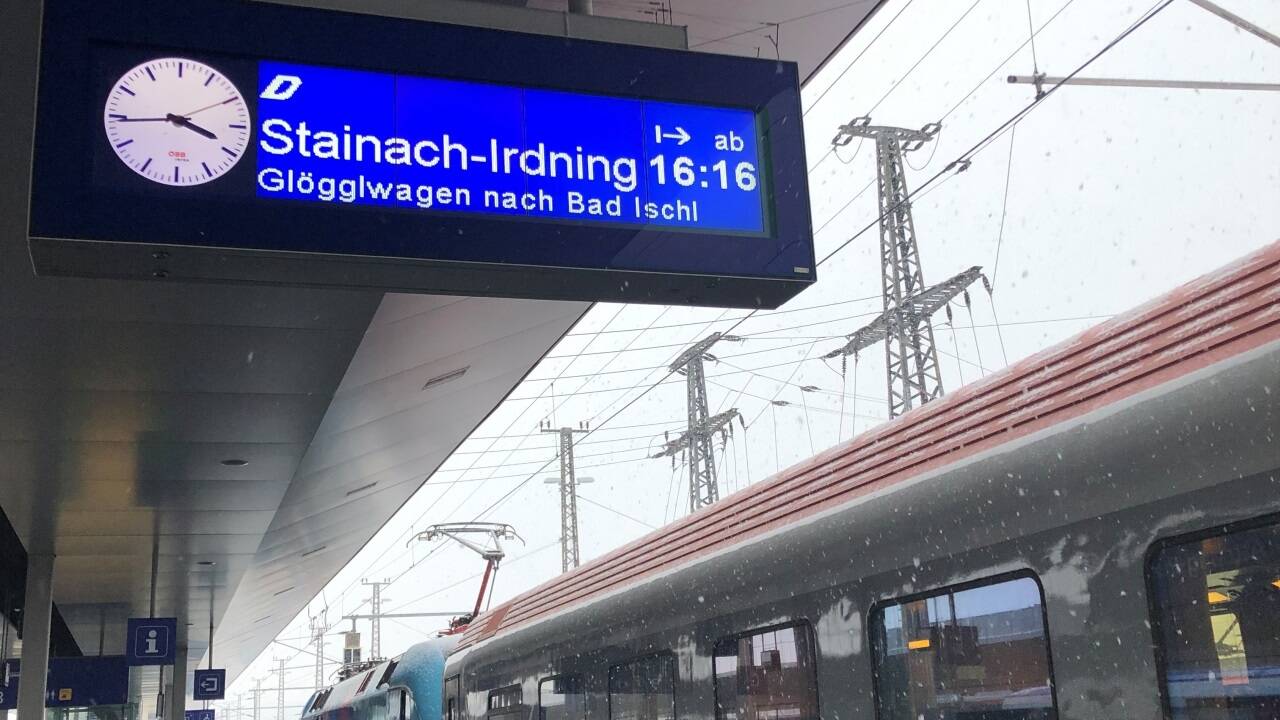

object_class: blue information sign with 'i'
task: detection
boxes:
[125,617,177,666]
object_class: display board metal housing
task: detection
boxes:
[28,0,815,308]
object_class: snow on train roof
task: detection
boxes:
[458,239,1280,651]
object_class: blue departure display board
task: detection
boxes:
[30,0,816,308]
[255,62,767,234]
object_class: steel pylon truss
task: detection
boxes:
[657,333,741,513]
[542,421,587,573]
[831,117,983,418]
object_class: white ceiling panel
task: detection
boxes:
[526,0,885,83]
[212,292,587,680]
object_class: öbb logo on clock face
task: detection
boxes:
[104,57,250,186]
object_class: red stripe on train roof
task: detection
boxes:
[458,241,1280,650]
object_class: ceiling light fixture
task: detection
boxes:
[220,459,249,467]
[196,561,216,567]
[345,481,378,497]
[273,586,295,597]
[422,366,469,391]
[300,545,327,558]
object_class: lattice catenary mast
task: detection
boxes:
[653,332,742,513]
[827,117,983,418]
[275,658,286,720]
[359,579,391,660]
[541,420,592,573]
[308,612,328,690]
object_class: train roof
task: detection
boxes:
[302,636,457,717]
[456,239,1280,652]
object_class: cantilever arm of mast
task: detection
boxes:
[668,332,742,371]
[824,265,984,360]
[832,116,941,151]
[652,409,741,458]
[342,612,470,620]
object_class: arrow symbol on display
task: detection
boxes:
[200,678,218,691]
[655,125,690,145]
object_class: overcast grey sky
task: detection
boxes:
[221,0,1279,708]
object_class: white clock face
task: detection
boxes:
[104,58,250,187]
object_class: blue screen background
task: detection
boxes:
[255,61,767,234]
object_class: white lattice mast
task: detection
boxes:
[308,612,328,690]
[360,579,390,660]
[829,117,982,418]
[541,420,590,573]
[275,658,286,720]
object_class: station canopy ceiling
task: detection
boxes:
[0,0,883,698]
[522,0,885,84]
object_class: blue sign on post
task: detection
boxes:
[126,617,177,666]
[193,668,226,701]
[186,710,215,720]
[0,657,129,709]
[0,659,15,710]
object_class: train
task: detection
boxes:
[302,241,1279,720]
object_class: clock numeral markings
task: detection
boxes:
[178,62,183,78]
[174,167,180,183]
[221,146,238,158]
[204,72,215,87]
[108,113,126,120]
[120,86,135,96]
[115,139,133,149]
[228,124,247,129]
[145,67,156,82]
[139,158,152,173]
[202,162,212,178]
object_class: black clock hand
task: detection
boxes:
[166,113,218,140]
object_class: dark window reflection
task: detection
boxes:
[609,654,676,720]
[1150,519,1280,719]
[541,674,585,720]
[713,623,819,720]
[871,575,1057,720]
[445,676,460,720]
[489,684,524,718]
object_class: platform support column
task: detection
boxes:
[169,644,187,720]
[17,552,54,719]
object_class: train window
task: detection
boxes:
[445,676,460,720]
[379,660,399,689]
[1148,517,1280,719]
[870,573,1058,720]
[539,675,585,720]
[609,653,676,720]
[490,685,524,716]
[713,622,819,720]
[387,687,413,720]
